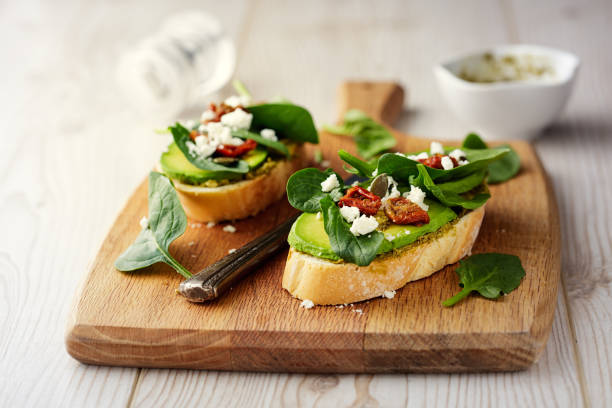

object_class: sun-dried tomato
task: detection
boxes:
[215,139,257,157]
[204,103,247,124]
[338,186,382,216]
[384,197,430,225]
[419,154,458,169]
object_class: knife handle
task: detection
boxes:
[178,213,300,302]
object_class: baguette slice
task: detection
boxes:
[170,144,307,222]
[282,205,485,305]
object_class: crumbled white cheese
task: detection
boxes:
[224,95,251,108]
[223,225,237,233]
[260,128,278,141]
[329,187,344,202]
[228,248,237,254]
[350,214,378,236]
[320,160,331,167]
[416,152,429,160]
[300,299,315,309]
[184,119,196,130]
[406,155,419,161]
[139,216,148,229]
[321,174,340,192]
[459,159,469,166]
[206,221,216,228]
[220,108,253,130]
[187,135,217,159]
[382,290,396,299]
[403,185,429,211]
[430,141,445,155]
[449,148,467,162]
[201,109,216,122]
[316,212,322,220]
[339,205,360,223]
[207,122,243,146]
[381,176,401,203]
[441,156,454,170]
[198,124,207,133]
[372,168,378,177]
[395,152,407,158]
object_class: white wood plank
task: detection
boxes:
[0,0,249,406]
[131,1,584,406]
[510,1,612,406]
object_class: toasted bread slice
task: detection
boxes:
[170,145,307,222]
[282,205,485,305]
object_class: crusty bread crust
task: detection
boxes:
[282,205,485,305]
[171,145,307,222]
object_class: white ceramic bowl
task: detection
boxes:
[434,44,579,140]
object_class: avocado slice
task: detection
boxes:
[160,142,268,184]
[288,199,457,261]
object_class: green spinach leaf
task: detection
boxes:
[247,104,318,143]
[462,133,520,183]
[413,164,490,209]
[435,169,487,194]
[115,172,192,279]
[287,168,342,213]
[442,253,525,306]
[232,129,290,157]
[320,196,384,266]
[169,123,249,174]
[324,109,396,159]
[338,149,377,177]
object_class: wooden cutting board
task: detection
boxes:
[66,82,560,373]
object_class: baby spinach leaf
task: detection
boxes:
[435,169,487,194]
[376,153,420,182]
[232,129,290,157]
[338,149,377,177]
[462,133,520,184]
[324,109,396,159]
[169,123,249,174]
[287,168,342,213]
[115,172,192,279]
[442,253,525,306]
[320,196,384,266]
[247,103,318,143]
[424,146,511,182]
[413,164,490,209]
[462,133,488,149]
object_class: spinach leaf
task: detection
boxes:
[462,133,488,149]
[462,133,520,184]
[435,169,487,194]
[287,168,342,213]
[442,253,525,306]
[376,153,420,182]
[232,129,290,157]
[323,109,396,159]
[424,146,510,182]
[413,164,490,209]
[320,196,384,266]
[247,104,318,143]
[169,123,249,174]
[115,172,192,279]
[338,149,377,177]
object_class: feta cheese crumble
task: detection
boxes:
[224,95,251,108]
[220,108,253,130]
[186,135,217,159]
[339,205,360,223]
[441,156,454,170]
[449,148,467,162]
[260,128,278,141]
[223,225,237,233]
[403,185,429,211]
[207,122,243,146]
[206,221,216,228]
[139,216,148,229]
[430,141,444,155]
[381,176,400,203]
[382,290,396,299]
[321,174,340,192]
[300,299,315,309]
[350,214,378,236]
[201,109,216,122]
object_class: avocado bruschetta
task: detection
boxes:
[283,140,509,305]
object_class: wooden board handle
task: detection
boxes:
[337,81,405,125]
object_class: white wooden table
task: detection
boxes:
[2,0,610,406]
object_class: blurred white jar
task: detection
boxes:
[117,11,236,121]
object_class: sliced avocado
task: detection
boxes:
[288,200,457,260]
[160,143,268,184]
